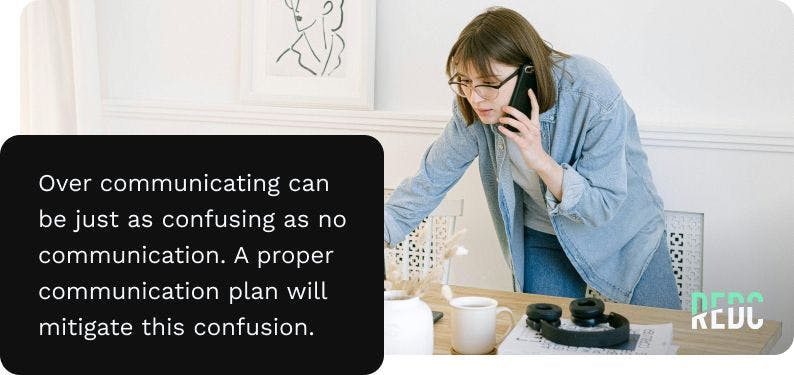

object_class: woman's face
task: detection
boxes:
[457,60,518,125]
[285,0,329,32]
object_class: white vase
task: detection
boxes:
[383,290,434,355]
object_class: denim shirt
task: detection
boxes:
[384,55,666,303]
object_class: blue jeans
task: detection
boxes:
[522,226,681,309]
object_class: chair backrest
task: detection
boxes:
[384,189,464,284]
[585,210,704,310]
[384,189,706,309]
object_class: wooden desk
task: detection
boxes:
[423,284,782,355]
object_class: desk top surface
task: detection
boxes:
[423,284,782,355]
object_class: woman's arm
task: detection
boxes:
[498,89,564,201]
[384,103,479,247]
[536,157,563,201]
[543,95,630,227]
[499,89,630,227]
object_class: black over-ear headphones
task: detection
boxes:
[526,298,630,348]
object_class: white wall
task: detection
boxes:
[97,0,794,130]
[93,0,793,353]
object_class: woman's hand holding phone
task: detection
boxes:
[497,89,551,172]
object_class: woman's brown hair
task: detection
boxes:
[446,7,569,125]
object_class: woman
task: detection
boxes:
[275,0,345,77]
[383,7,681,309]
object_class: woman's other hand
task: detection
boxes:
[498,88,564,201]
[497,88,552,172]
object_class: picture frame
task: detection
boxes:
[240,0,376,110]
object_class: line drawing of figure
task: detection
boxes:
[275,0,346,77]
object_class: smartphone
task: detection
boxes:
[502,63,537,132]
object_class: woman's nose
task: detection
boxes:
[468,90,487,104]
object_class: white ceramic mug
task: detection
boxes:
[450,296,516,354]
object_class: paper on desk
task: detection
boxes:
[497,315,677,355]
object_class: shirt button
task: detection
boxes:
[498,143,504,151]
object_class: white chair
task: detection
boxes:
[384,189,464,284]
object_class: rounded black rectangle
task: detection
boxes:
[504,63,538,132]
[0,135,384,374]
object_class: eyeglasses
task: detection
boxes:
[448,67,521,100]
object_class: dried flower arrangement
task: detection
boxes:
[383,227,469,298]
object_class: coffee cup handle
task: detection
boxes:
[495,306,516,345]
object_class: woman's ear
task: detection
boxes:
[322,1,333,15]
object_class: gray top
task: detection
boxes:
[495,125,556,235]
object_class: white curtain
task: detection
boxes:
[21,0,100,134]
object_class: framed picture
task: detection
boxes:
[240,0,376,110]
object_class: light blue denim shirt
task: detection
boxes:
[384,55,666,303]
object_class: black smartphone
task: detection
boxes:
[502,63,537,132]
[432,311,443,324]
